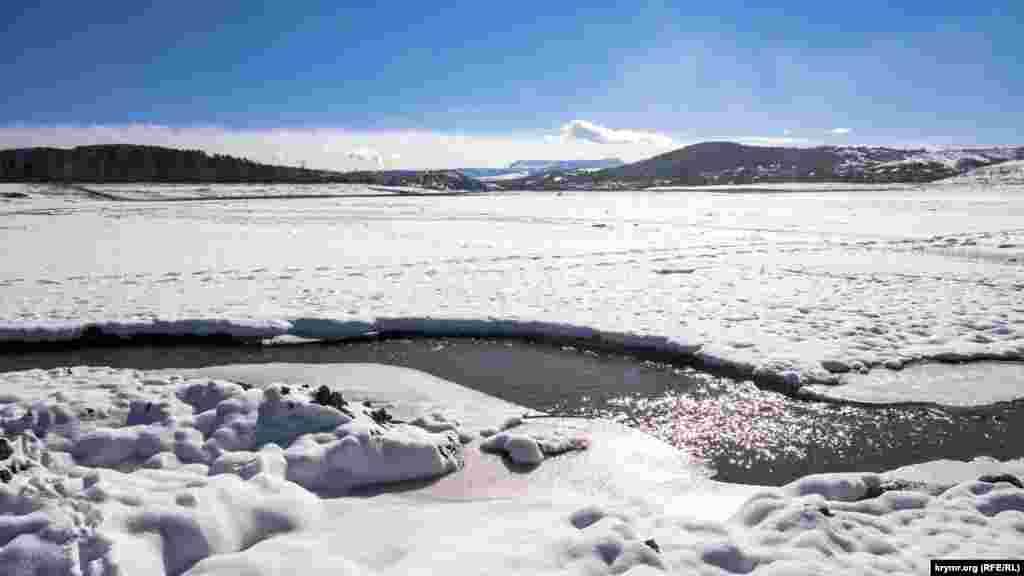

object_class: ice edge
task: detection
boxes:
[3,316,1022,394]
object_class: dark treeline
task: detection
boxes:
[0,145,347,183]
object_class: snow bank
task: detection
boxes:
[0,366,466,492]
[0,365,471,575]
[178,363,527,435]
[4,314,1022,402]
[0,318,292,343]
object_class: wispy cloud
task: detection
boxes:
[559,120,674,147]
[828,128,852,135]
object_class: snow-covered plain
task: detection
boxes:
[2,363,1023,575]
[2,182,1022,402]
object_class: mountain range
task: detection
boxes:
[499,142,1024,189]
[457,158,623,181]
[3,143,1023,189]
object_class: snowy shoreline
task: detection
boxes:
[3,315,1023,400]
[1,362,1022,575]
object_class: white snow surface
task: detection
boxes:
[803,361,1024,406]
[1,363,1023,575]
[2,183,1023,402]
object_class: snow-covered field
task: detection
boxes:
[2,181,1023,574]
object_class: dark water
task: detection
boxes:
[1,337,1020,485]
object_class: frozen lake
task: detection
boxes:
[2,182,1022,404]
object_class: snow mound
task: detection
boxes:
[0,365,470,575]
[0,368,465,493]
[92,471,322,575]
[480,421,590,466]
[710,474,1024,573]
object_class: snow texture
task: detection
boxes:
[803,361,1024,406]
[480,420,590,465]
[1,364,1023,575]
[877,147,1020,171]
[0,365,468,575]
[2,184,1022,404]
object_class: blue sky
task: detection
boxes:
[1,1,1021,168]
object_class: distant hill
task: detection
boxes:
[494,142,1024,189]
[602,142,1024,184]
[0,144,343,183]
[937,159,1024,186]
[341,169,486,191]
[508,158,624,172]
[458,158,623,181]
[0,144,486,190]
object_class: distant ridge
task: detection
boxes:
[493,142,1024,189]
[0,144,485,189]
[5,142,1021,190]
[458,158,623,181]
[0,144,342,183]
[508,158,624,171]
[599,142,1024,184]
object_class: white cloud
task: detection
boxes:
[829,128,852,135]
[346,147,384,166]
[737,136,815,146]
[559,119,674,147]
[782,129,793,136]
[0,124,679,170]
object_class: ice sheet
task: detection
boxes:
[803,361,1024,406]
[2,184,1022,403]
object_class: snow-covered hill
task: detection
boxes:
[937,159,1024,185]
[521,143,1024,188]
